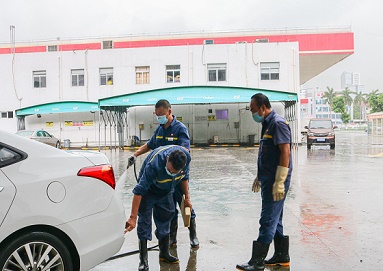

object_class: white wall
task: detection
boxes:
[0,40,300,144]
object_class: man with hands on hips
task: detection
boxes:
[237,93,292,271]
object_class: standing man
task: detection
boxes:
[125,145,192,271]
[237,93,292,271]
[127,99,199,248]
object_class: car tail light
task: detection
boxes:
[77,165,116,189]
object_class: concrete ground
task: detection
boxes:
[91,131,383,271]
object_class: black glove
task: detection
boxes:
[126,155,137,169]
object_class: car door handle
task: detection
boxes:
[0,186,3,192]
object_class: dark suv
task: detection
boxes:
[305,118,337,150]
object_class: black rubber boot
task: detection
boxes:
[138,239,149,271]
[264,235,290,266]
[169,219,178,247]
[236,241,270,271]
[158,235,179,263]
[188,218,200,248]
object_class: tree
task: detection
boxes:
[322,87,337,116]
[353,91,367,120]
[333,96,350,124]
[369,93,383,113]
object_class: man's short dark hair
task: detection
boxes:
[168,150,187,171]
[251,93,271,109]
[155,99,171,109]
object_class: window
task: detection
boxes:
[136,66,150,84]
[71,69,85,87]
[100,68,113,86]
[33,71,46,88]
[7,111,13,118]
[1,112,7,118]
[0,145,26,168]
[47,45,57,52]
[166,65,180,83]
[260,62,279,80]
[102,40,113,49]
[216,109,228,120]
[208,64,226,82]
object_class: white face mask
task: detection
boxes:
[165,166,178,177]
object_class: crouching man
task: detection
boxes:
[125,145,192,271]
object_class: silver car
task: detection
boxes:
[15,130,61,148]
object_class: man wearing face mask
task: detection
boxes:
[237,93,292,271]
[127,99,199,249]
[125,145,192,271]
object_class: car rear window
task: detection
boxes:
[0,145,27,168]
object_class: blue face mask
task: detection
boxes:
[157,115,168,125]
[165,165,179,177]
[252,112,264,123]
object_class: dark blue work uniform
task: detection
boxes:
[147,115,196,220]
[133,145,191,241]
[257,110,293,244]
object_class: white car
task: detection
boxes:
[0,129,126,270]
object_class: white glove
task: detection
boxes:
[126,154,137,169]
[272,166,289,201]
[252,176,261,193]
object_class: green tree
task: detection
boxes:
[322,86,337,115]
[341,87,355,107]
[353,91,367,119]
[369,93,383,113]
[333,96,350,124]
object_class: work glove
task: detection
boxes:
[126,154,137,169]
[272,166,289,201]
[252,176,261,193]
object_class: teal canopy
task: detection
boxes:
[16,101,99,116]
[98,86,298,108]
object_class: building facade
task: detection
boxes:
[0,27,354,146]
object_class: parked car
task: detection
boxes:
[305,118,337,150]
[0,129,126,270]
[15,130,61,148]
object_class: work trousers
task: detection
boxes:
[137,192,175,241]
[172,183,196,221]
[257,178,290,244]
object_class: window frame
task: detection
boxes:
[166,65,181,83]
[207,63,227,82]
[33,70,47,88]
[135,66,150,84]
[215,109,229,120]
[99,68,114,86]
[71,69,85,87]
[260,62,280,81]
[0,143,28,168]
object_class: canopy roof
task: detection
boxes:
[98,86,298,108]
[16,101,99,116]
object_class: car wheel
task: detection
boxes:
[307,144,311,150]
[0,231,73,271]
[56,141,61,149]
[330,144,335,149]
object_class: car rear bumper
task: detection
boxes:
[307,136,335,145]
[58,193,126,270]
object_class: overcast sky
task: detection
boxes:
[1,0,382,93]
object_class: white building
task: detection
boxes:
[0,27,354,147]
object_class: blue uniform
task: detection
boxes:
[147,116,196,220]
[257,110,293,244]
[133,145,191,241]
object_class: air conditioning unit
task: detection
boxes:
[255,38,269,43]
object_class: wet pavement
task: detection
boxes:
[91,131,383,271]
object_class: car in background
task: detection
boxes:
[15,129,61,148]
[305,118,337,150]
[0,129,126,271]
